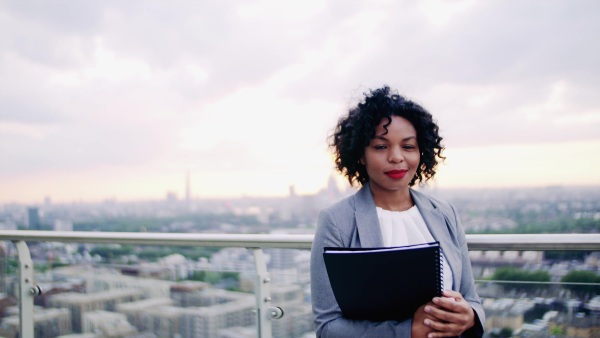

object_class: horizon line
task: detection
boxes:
[3,183,599,207]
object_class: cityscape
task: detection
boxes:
[1,1,599,337]
[0,177,599,338]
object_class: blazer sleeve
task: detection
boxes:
[448,203,485,338]
[310,208,413,338]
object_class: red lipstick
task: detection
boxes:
[385,169,408,179]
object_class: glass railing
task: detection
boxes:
[0,231,599,338]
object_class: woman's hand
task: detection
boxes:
[421,290,475,337]
[412,301,437,338]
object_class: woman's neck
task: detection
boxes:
[370,186,414,212]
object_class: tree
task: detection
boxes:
[560,270,600,298]
[491,327,513,338]
[549,326,564,336]
[490,267,550,293]
[89,245,135,261]
[188,271,240,287]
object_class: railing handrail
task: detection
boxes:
[1,230,599,251]
[2,231,599,338]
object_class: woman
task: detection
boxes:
[310,86,484,338]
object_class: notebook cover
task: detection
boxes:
[323,242,442,322]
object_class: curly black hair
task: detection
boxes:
[329,86,445,187]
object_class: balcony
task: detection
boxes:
[1,231,599,338]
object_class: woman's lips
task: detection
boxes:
[385,169,408,179]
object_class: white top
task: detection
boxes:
[376,205,453,291]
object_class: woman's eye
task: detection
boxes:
[403,145,416,150]
[374,145,387,150]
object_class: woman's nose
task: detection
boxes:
[388,147,404,163]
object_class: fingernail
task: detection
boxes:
[424,319,431,326]
[424,306,431,313]
[432,297,440,304]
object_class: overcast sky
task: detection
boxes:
[1,0,599,204]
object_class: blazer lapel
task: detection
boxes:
[351,185,462,289]
[354,183,383,248]
[411,189,461,289]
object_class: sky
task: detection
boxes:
[0,0,599,204]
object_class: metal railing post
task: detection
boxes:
[250,248,273,338]
[12,240,37,338]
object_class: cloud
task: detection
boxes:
[0,0,599,201]
[0,115,174,175]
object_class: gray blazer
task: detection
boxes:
[310,183,485,337]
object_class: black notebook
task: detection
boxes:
[323,241,443,322]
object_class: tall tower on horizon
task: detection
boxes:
[185,170,191,202]
[27,207,41,230]
[327,173,341,196]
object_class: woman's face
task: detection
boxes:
[362,115,420,195]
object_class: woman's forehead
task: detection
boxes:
[374,116,416,135]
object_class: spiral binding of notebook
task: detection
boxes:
[437,247,444,295]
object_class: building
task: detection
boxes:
[133,289,255,338]
[54,219,74,232]
[33,278,86,307]
[178,293,255,338]
[265,248,296,270]
[270,285,314,338]
[210,248,255,272]
[82,310,137,337]
[218,326,255,338]
[0,293,17,317]
[48,289,144,332]
[54,266,174,298]
[27,207,41,230]
[116,297,174,330]
[169,281,210,307]
[483,298,536,332]
[140,306,183,338]
[549,312,600,338]
[0,307,71,338]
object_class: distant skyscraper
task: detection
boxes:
[54,220,73,232]
[166,191,178,203]
[327,174,341,196]
[27,207,41,230]
[185,170,191,202]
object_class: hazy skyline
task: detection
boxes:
[1,0,599,204]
